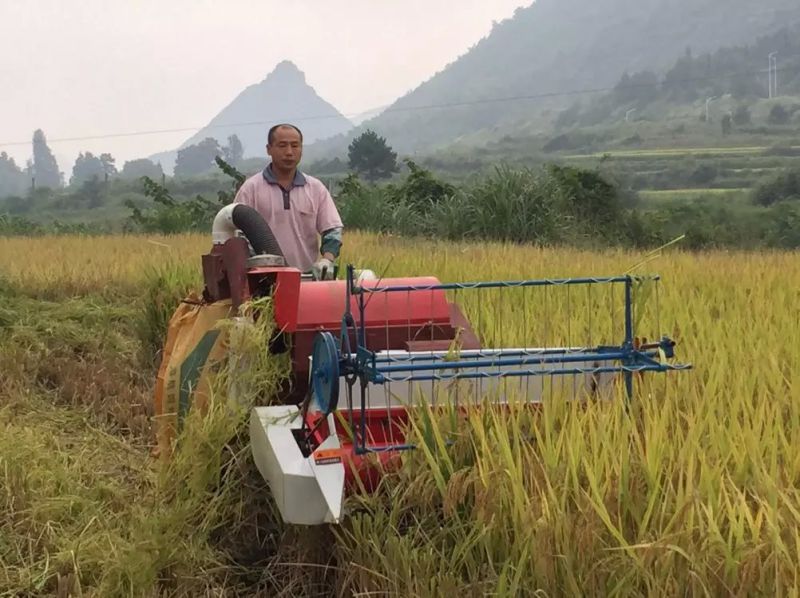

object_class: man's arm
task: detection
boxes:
[320,227,342,261]
[316,184,344,260]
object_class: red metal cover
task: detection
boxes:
[294,277,450,331]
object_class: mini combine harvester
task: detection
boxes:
[155,205,691,525]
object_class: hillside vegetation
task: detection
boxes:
[5,155,800,251]
[307,0,800,157]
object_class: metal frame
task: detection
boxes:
[326,265,691,455]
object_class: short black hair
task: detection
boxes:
[268,123,303,145]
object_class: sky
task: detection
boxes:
[0,0,531,171]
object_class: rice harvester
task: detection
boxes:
[155,204,691,526]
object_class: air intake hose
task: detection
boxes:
[212,204,284,257]
[231,204,284,257]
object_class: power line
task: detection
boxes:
[1,62,799,149]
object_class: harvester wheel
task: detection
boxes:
[311,331,340,416]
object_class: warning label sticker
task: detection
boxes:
[313,448,343,465]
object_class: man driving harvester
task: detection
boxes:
[233,123,343,280]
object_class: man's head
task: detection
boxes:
[267,124,303,174]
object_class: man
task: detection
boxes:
[233,123,343,280]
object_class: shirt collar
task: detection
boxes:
[262,163,306,187]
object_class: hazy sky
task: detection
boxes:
[0,0,531,170]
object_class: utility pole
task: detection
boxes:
[705,96,717,123]
[625,108,637,123]
[773,52,778,98]
[768,52,778,98]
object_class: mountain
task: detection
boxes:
[570,24,800,130]
[306,0,800,158]
[152,61,352,172]
[349,105,389,126]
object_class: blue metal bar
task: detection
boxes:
[357,268,368,455]
[623,278,634,404]
[378,362,689,384]
[373,350,630,374]
[369,346,674,364]
[370,347,599,363]
[636,352,665,368]
[357,275,649,294]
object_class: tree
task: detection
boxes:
[99,153,117,178]
[125,156,237,233]
[721,113,732,136]
[753,169,800,206]
[79,176,105,208]
[733,105,751,126]
[347,130,398,182]
[174,137,222,177]
[0,152,27,198]
[223,134,244,164]
[614,70,659,105]
[120,158,164,180]
[399,159,455,211]
[32,129,61,189]
[769,104,790,125]
[71,152,105,186]
[662,54,698,102]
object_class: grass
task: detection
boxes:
[638,188,747,197]
[1,232,798,596]
[637,188,750,208]
[566,146,776,159]
[565,143,800,160]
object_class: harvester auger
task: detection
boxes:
[155,205,692,526]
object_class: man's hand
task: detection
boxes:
[312,257,335,280]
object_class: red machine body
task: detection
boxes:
[203,237,480,404]
[279,276,479,401]
[202,238,483,490]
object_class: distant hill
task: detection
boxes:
[567,25,800,129]
[151,61,352,172]
[349,105,389,126]
[306,0,800,159]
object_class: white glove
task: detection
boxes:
[311,257,335,280]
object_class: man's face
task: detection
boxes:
[267,126,302,172]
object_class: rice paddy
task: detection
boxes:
[1,232,797,596]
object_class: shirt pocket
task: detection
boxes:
[296,204,316,231]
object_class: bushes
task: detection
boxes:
[123,157,244,234]
[449,166,565,243]
[0,213,99,236]
[335,173,426,236]
[337,162,800,250]
[338,162,631,247]
[6,157,798,250]
[764,201,800,248]
[752,168,800,206]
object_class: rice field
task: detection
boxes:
[638,188,747,198]
[565,145,799,160]
[1,232,798,596]
[637,188,750,207]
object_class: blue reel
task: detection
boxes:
[310,331,340,416]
